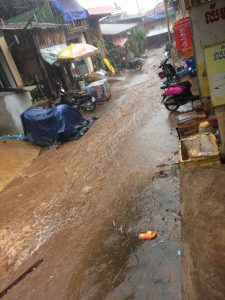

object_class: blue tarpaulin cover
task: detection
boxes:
[52,0,89,22]
[21,105,93,146]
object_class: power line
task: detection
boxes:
[135,0,141,15]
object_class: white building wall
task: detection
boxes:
[80,33,94,73]
[190,0,225,97]
[0,91,32,134]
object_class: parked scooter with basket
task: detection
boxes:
[56,82,97,112]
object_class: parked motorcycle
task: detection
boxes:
[57,82,97,112]
[158,57,178,84]
[120,57,144,71]
[161,81,200,112]
[158,58,197,86]
[164,42,172,59]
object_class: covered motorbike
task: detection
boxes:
[21,104,95,146]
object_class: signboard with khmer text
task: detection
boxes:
[204,43,225,107]
[190,0,225,97]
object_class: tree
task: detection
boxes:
[129,28,146,56]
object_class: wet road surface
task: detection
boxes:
[0,49,181,299]
[0,139,40,192]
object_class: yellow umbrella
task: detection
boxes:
[57,43,98,60]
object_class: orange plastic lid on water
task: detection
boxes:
[138,231,157,240]
[199,121,210,128]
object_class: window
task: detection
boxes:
[76,59,88,75]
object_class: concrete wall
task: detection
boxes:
[80,33,94,73]
[66,31,94,73]
[190,0,225,97]
[0,36,23,87]
[0,91,32,134]
[181,166,225,300]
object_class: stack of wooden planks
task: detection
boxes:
[177,111,207,138]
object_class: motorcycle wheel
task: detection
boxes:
[83,100,96,112]
[164,97,180,112]
[134,62,143,71]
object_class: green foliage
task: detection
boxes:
[133,28,146,40]
[129,27,146,56]
[93,38,107,56]
[108,46,120,67]
[96,55,105,70]
[7,2,54,23]
[93,38,107,70]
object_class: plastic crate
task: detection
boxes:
[179,133,220,169]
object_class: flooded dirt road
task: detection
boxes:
[0,49,181,299]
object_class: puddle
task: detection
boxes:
[0,139,40,191]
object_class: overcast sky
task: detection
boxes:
[79,0,160,14]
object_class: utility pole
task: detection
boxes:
[179,0,186,18]
[135,0,141,15]
[163,0,175,67]
[215,106,225,159]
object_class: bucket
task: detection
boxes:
[199,121,212,134]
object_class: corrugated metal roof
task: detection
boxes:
[146,25,173,37]
[145,1,173,19]
[100,23,137,35]
[88,5,115,16]
[145,2,165,15]
[0,22,65,30]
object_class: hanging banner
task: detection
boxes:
[204,43,225,107]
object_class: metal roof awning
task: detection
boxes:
[146,26,173,38]
[100,23,137,35]
[0,23,65,30]
[87,5,115,16]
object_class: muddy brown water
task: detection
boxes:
[0,49,181,299]
[0,140,40,192]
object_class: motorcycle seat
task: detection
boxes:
[168,81,192,88]
[73,92,90,98]
[129,58,140,63]
[191,95,200,101]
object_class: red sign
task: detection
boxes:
[173,17,193,51]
